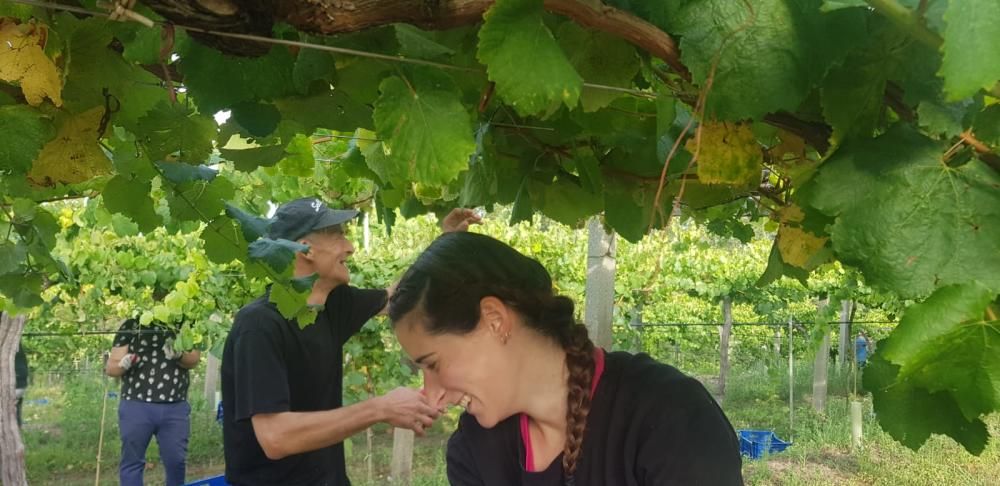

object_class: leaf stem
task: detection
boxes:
[864,0,942,49]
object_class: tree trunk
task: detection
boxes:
[0,312,28,486]
[140,0,682,71]
[837,300,854,370]
[717,296,733,401]
[389,427,414,485]
[812,299,830,413]
[584,217,615,349]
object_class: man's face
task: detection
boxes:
[301,229,355,286]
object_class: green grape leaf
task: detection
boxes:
[940,0,1000,100]
[509,177,534,225]
[117,24,164,65]
[0,105,54,174]
[165,176,236,222]
[820,0,866,11]
[178,42,295,113]
[0,241,27,276]
[972,105,1000,146]
[530,178,602,227]
[155,162,218,184]
[250,238,308,273]
[274,89,374,133]
[110,213,139,236]
[272,134,315,178]
[0,272,43,308]
[110,129,157,181]
[268,281,317,326]
[225,203,270,242]
[864,351,989,455]
[102,175,162,233]
[231,102,281,138]
[574,149,604,196]
[477,0,582,116]
[395,24,455,60]
[136,101,216,163]
[459,155,498,208]
[58,17,165,127]
[219,144,287,172]
[556,22,640,112]
[292,46,337,95]
[201,217,248,264]
[878,283,999,421]
[672,0,865,120]
[373,69,475,186]
[917,100,970,138]
[603,177,663,243]
[362,142,400,187]
[341,142,384,182]
[333,58,391,105]
[291,274,318,293]
[821,20,904,144]
[807,126,1000,298]
[0,2,33,19]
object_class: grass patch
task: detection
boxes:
[18,364,1000,485]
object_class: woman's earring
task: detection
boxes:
[501,330,511,344]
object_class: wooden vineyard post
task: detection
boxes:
[584,218,616,349]
[812,299,830,413]
[390,427,414,484]
[718,296,733,401]
[837,300,854,370]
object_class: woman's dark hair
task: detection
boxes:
[389,232,595,480]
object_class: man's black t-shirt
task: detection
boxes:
[112,319,190,403]
[221,285,387,486]
[447,351,744,485]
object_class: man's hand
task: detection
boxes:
[375,387,441,436]
[119,353,139,371]
[440,208,481,233]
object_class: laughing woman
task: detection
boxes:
[388,232,743,486]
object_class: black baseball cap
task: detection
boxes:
[267,197,359,241]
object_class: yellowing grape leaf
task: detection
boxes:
[777,204,806,224]
[690,121,763,186]
[0,19,62,106]
[28,107,112,186]
[777,224,829,270]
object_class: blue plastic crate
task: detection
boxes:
[184,474,228,486]
[738,429,791,459]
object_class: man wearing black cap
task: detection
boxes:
[221,197,478,485]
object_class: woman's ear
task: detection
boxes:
[479,296,510,336]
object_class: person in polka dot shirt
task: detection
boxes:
[106,314,201,486]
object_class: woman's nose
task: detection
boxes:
[422,371,448,408]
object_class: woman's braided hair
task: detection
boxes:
[388,232,595,481]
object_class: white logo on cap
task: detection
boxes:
[310,200,322,212]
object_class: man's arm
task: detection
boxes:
[375,208,481,315]
[251,387,440,460]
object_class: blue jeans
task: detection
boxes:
[118,399,191,486]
